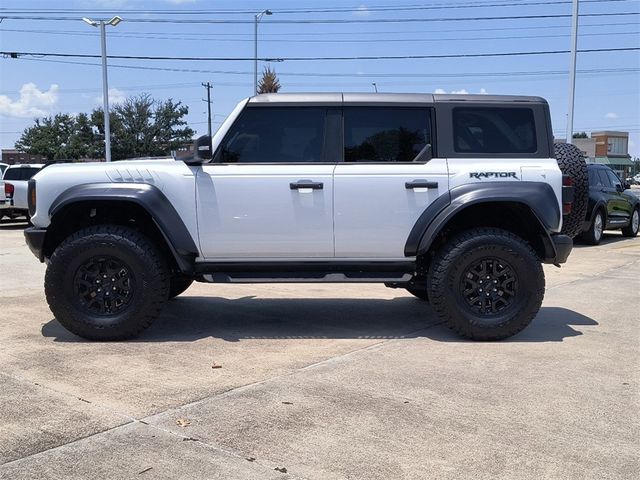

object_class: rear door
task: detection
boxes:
[333,106,449,258]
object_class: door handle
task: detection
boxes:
[405,180,438,189]
[290,180,323,190]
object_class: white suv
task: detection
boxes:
[24,93,586,341]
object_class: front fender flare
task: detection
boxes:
[49,183,198,273]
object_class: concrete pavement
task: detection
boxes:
[0,217,638,479]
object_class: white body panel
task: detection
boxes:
[447,157,564,233]
[333,159,449,258]
[30,159,199,241]
[196,164,335,258]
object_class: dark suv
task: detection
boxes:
[580,164,640,244]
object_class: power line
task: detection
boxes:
[0,0,635,15]
[1,26,637,43]
[10,57,640,79]
[6,21,638,38]
[0,12,638,24]
[3,47,639,62]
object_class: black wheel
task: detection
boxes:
[169,276,194,299]
[581,209,605,245]
[405,286,429,301]
[428,228,545,341]
[621,207,639,237]
[45,225,169,340]
[554,143,589,238]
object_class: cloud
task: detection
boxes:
[451,89,469,95]
[604,112,619,119]
[0,83,59,118]
[94,88,126,105]
[434,88,447,94]
[479,88,489,95]
[354,5,370,16]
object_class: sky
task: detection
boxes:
[0,0,639,158]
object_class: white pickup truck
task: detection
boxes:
[0,164,44,221]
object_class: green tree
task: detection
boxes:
[572,132,588,139]
[257,66,281,94]
[16,94,194,161]
[15,113,85,161]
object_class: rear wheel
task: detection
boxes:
[428,228,545,341]
[581,209,604,245]
[621,208,639,237]
[554,142,589,238]
[45,225,169,340]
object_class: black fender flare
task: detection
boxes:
[405,182,561,258]
[589,201,608,224]
[49,183,199,273]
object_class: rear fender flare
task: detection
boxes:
[405,182,560,258]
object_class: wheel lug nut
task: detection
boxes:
[486,293,490,296]
[97,288,101,292]
[479,288,483,292]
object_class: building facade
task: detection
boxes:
[1,149,47,165]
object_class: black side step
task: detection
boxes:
[195,261,416,284]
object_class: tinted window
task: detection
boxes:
[597,170,612,187]
[606,169,621,187]
[3,167,40,180]
[588,168,602,187]
[453,107,537,154]
[217,107,326,163]
[344,107,431,162]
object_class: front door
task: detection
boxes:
[333,106,449,258]
[196,106,335,259]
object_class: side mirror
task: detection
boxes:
[615,183,623,192]
[184,135,212,165]
[195,135,213,160]
[624,183,631,190]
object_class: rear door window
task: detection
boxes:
[343,107,431,162]
[597,170,612,187]
[453,107,537,154]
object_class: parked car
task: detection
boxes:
[0,164,44,221]
[24,93,587,341]
[580,164,640,244]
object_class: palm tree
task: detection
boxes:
[257,66,281,94]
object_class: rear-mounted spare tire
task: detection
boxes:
[554,142,588,238]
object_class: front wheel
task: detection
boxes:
[45,225,169,340]
[428,228,545,341]
[621,208,639,237]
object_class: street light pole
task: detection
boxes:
[254,9,272,95]
[83,16,122,162]
[566,0,579,143]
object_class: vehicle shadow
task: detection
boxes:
[573,231,634,248]
[41,296,597,344]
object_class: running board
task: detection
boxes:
[195,261,415,284]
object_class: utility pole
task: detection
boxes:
[83,16,122,162]
[566,0,579,143]
[202,82,213,137]
[372,82,378,93]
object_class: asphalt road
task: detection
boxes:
[0,218,638,479]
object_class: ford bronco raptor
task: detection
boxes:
[24,93,587,341]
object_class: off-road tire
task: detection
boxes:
[405,286,429,301]
[621,207,639,237]
[554,142,589,238]
[428,227,545,341]
[581,209,604,245]
[45,225,169,340]
[169,276,194,299]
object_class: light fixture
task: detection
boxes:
[107,16,122,26]
[82,17,97,27]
